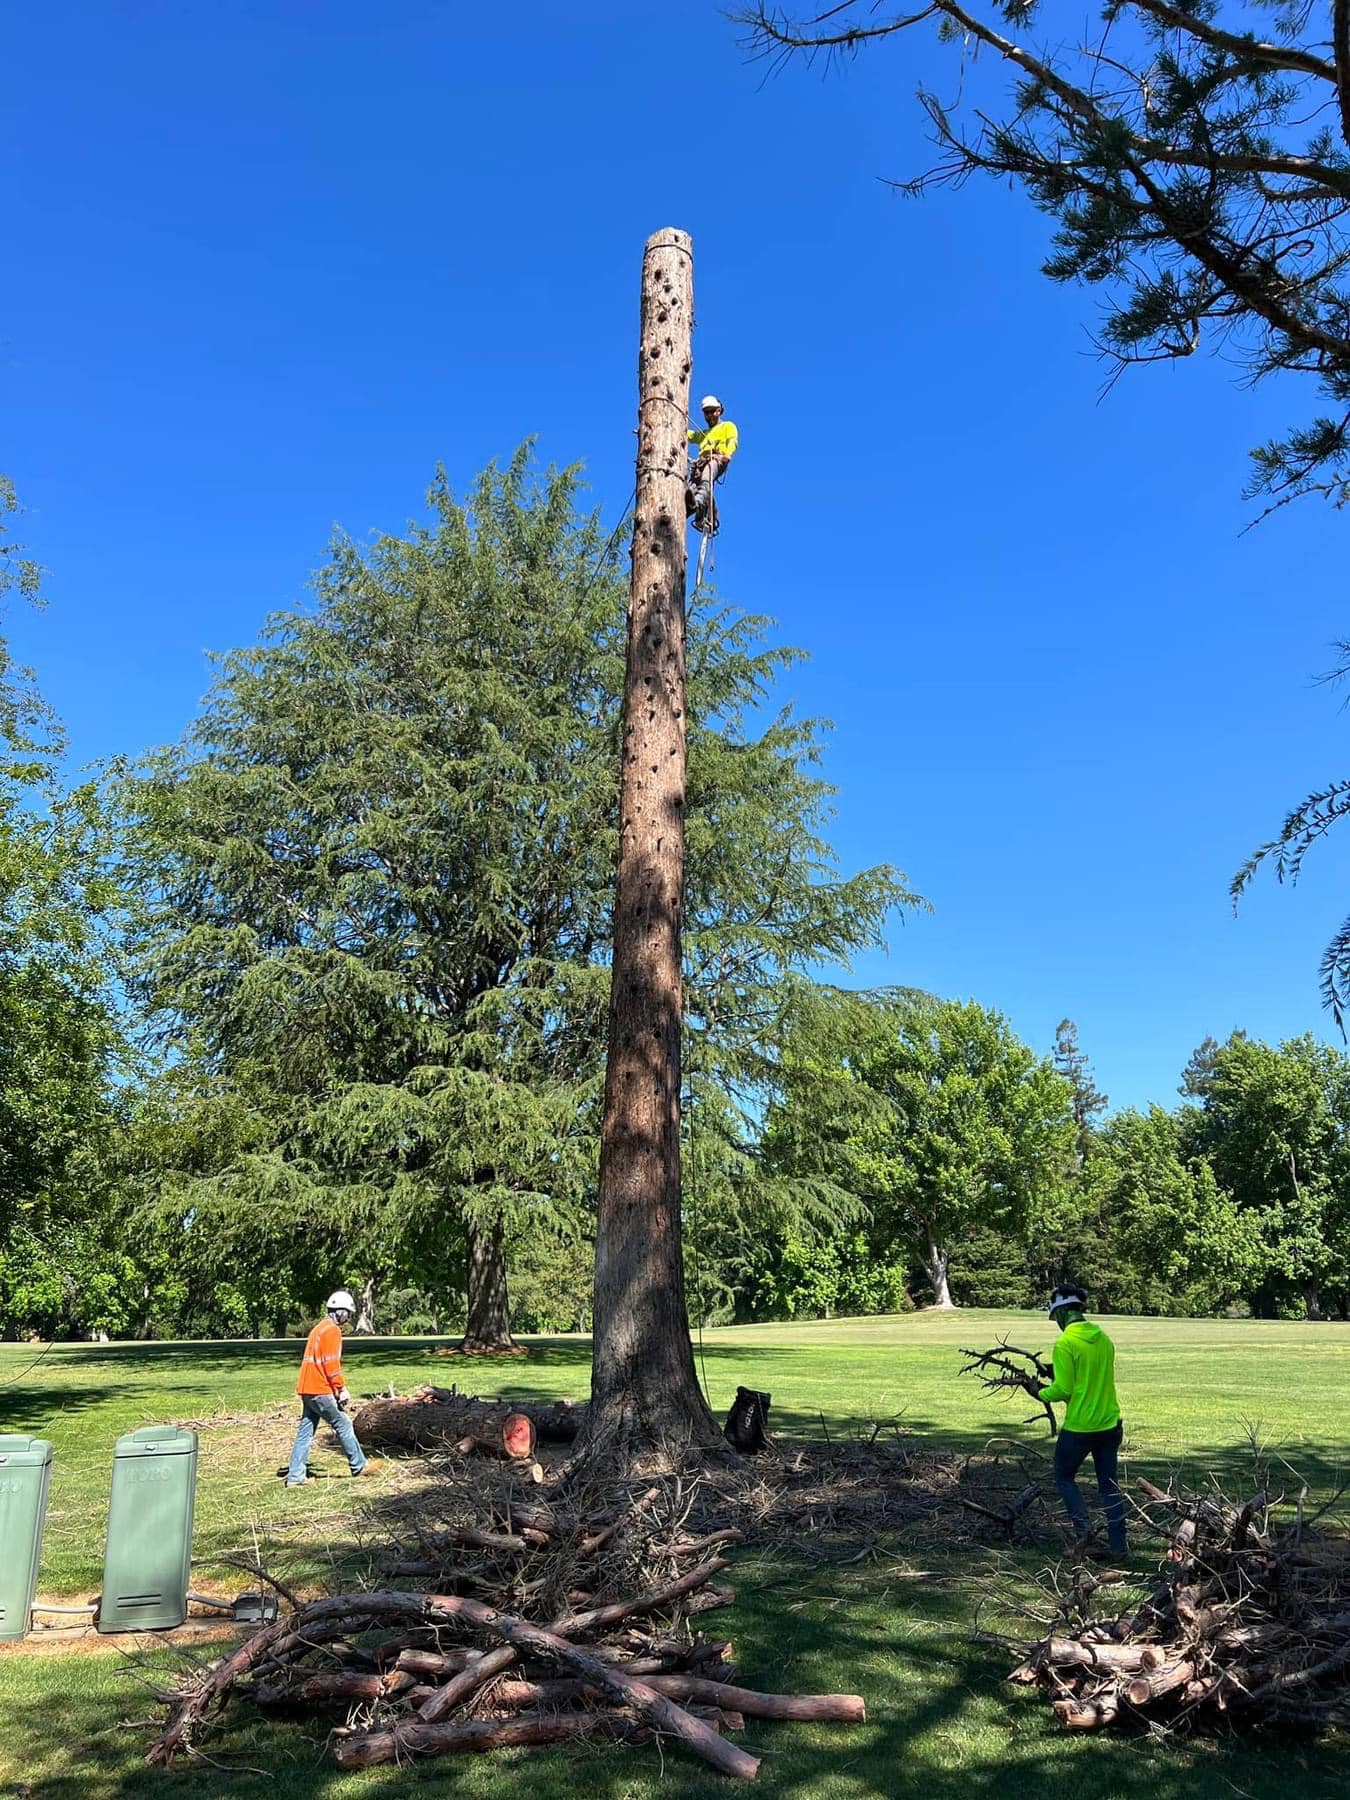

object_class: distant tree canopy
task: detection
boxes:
[1179,1030,1350,1314]
[763,991,1077,1306]
[739,0,1350,519]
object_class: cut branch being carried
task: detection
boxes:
[959,1341,1057,1437]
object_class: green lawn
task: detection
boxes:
[2,1311,1348,1799]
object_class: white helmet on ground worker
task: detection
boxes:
[1047,1284,1087,1319]
[326,1289,356,1318]
[700,394,723,413]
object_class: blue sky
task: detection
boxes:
[6,1,1349,1112]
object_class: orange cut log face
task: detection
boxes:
[502,1413,537,1460]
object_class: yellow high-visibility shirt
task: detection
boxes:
[688,420,739,460]
[1039,1319,1120,1434]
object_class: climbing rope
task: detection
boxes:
[570,484,637,625]
[691,463,720,592]
[0,1339,56,1387]
[684,1060,714,1412]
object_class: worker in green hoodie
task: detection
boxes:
[1040,1284,1127,1554]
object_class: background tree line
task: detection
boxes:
[1,457,1348,1340]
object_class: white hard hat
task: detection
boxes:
[326,1289,356,1315]
[700,394,722,411]
[1047,1286,1085,1317]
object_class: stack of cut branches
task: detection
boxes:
[1006,1476,1350,1732]
[147,1479,865,1779]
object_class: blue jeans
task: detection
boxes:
[287,1394,366,1484]
[1054,1419,1126,1551]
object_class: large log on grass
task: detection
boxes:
[335,1709,647,1768]
[355,1392,583,1453]
[1041,1638,1164,1673]
[480,1673,865,1721]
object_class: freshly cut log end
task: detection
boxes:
[452,1433,543,1480]
[1042,1638,1160,1673]
[502,1411,537,1461]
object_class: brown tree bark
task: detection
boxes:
[334,1710,648,1770]
[588,227,718,1459]
[393,1594,761,1779]
[462,1214,515,1351]
[355,1393,578,1453]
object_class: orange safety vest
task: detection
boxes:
[296,1317,345,1396]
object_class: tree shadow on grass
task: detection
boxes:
[0,1379,172,1432]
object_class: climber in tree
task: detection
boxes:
[686,394,738,530]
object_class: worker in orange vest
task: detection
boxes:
[284,1289,373,1487]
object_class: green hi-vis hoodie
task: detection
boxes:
[1039,1317,1120,1434]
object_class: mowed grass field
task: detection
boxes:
[1,1310,1347,1800]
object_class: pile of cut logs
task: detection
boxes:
[1011,1476,1350,1732]
[148,1480,865,1778]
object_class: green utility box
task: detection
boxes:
[0,1434,55,1641]
[98,1426,198,1633]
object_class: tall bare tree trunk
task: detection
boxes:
[462,1215,515,1352]
[588,228,718,1458]
[355,1275,377,1336]
[925,1236,955,1309]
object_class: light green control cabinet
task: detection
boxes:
[0,1434,55,1641]
[98,1425,198,1633]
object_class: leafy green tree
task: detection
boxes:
[1083,1105,1262,1312]
[122,449,915,1345]
[0,479,125,1337]
[949,1223,1038,1309]
[1053,1018,1108,1168]
[740,0,1350,518]
[766,993,1076,1306]
[1181,1032,1350,1316]
[750,1224,911,1321]
[121,451,617,1348]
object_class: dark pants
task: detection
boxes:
[686,453,728,520]
[1053,1419,1126,1550]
